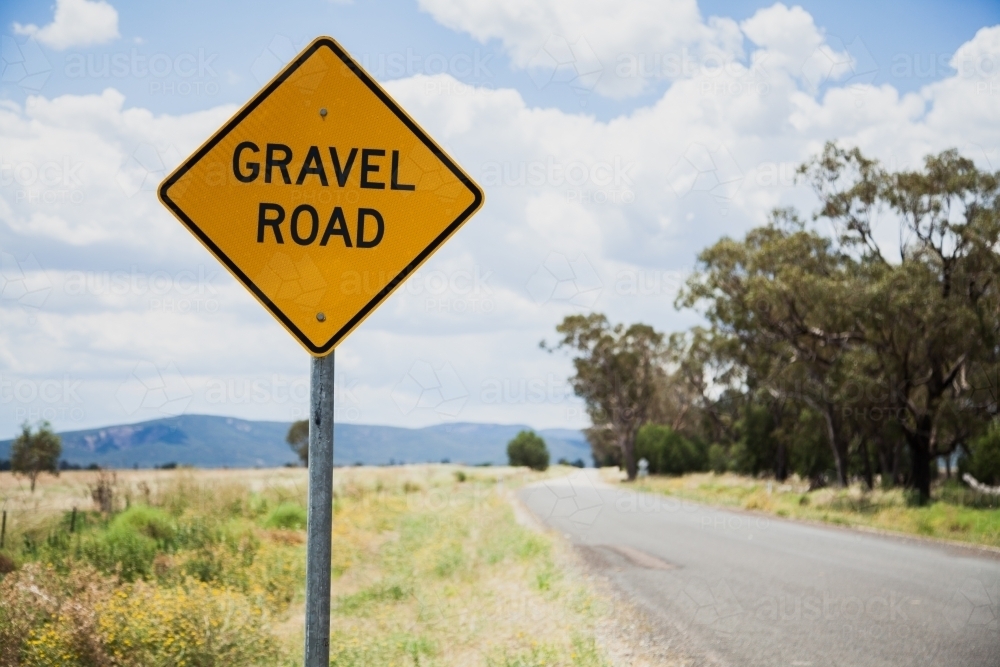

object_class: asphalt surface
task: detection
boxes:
[519,472,1000,667]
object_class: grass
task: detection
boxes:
[621,471,1000,548]
[0,465,614,666]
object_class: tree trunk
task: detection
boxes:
[860,439,874,490]
[907,427,932,503]
[620,432,638,481]
[775,438,788,482]
[877,437,892,486]
[820,407,849,486]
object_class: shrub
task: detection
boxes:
[708,443,729,474]
[507,431,550,471]
[263,502,307,530]
[71,506,178,582]
[968,422,1000,486]
[0,563,111,667]
[99,579,279,666]
[89,470,117,513]
[0,564,280,667]
[112,505,176,545]
[635,424,705,475]
[80,523,159,581]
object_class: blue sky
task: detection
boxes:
[3,0,998,118]
[1,0,999,441]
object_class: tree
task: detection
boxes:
[635,424,704,475]
[677,212,864,486]
[585,426,621,468]
[507,430,549,471]
[11,421,61,492]
[801,144,1000,501]
[286,420,309,465]
[967,421,1000,486]
[670,144,1000,501]
[546,314,667,480]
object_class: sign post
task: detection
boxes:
[158,36,483,666]
[305,352,335,666]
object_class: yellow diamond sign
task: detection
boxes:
[158,37,484,356]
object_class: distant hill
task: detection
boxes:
[0,415,590,469]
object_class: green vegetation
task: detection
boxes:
[0,473,300,666]
[264,501,308,530]
[544,316,664,479]
[0,466,613,666]
[11,420,62,492]
[287,419,309,465]
[507,430,550,471]
[556,145,1000,504]
[635,424,705,475]
[964,422,1000,486]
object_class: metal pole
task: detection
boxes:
[305,351,335,667]
[1,510,6,549]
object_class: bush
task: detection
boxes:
[787,408,835,482]
[81,523,159,581]
[263,502,307,530]
[507,431,549,471]
[0,563,278,667]
[708,443,729,474]
[635,424,705,475]
[112,505,177,545]
[732,404,775,476]
[99,579,279,666]
[73,506,179,581]
[968,422,1000,486]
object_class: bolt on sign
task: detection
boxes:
[158,37,484,355]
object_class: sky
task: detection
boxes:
[0,0,998,439]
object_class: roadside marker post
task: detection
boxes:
[158,36,484,666]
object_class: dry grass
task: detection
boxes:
[623,471,1000,548]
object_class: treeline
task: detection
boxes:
[550,145,1000,501]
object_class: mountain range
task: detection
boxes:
[0,415,590,469]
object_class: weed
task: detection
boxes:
[89,470,117,514]
[264,503,308,530]
[335,581,411,614]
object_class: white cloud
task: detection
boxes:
[0,88,235,248]
[418,0,743,98]
[1,3,999,438]
[13,0,120,51]
[741,3,824,70]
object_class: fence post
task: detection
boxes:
[70,507,77,533]
[1,510,6,549]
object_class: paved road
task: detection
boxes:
[519,472,1000,667]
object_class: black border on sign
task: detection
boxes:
[158,37,484,356]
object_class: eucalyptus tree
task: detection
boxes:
[545,314,667,480]
[801,144,1000,501]
[677,211,864,486]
